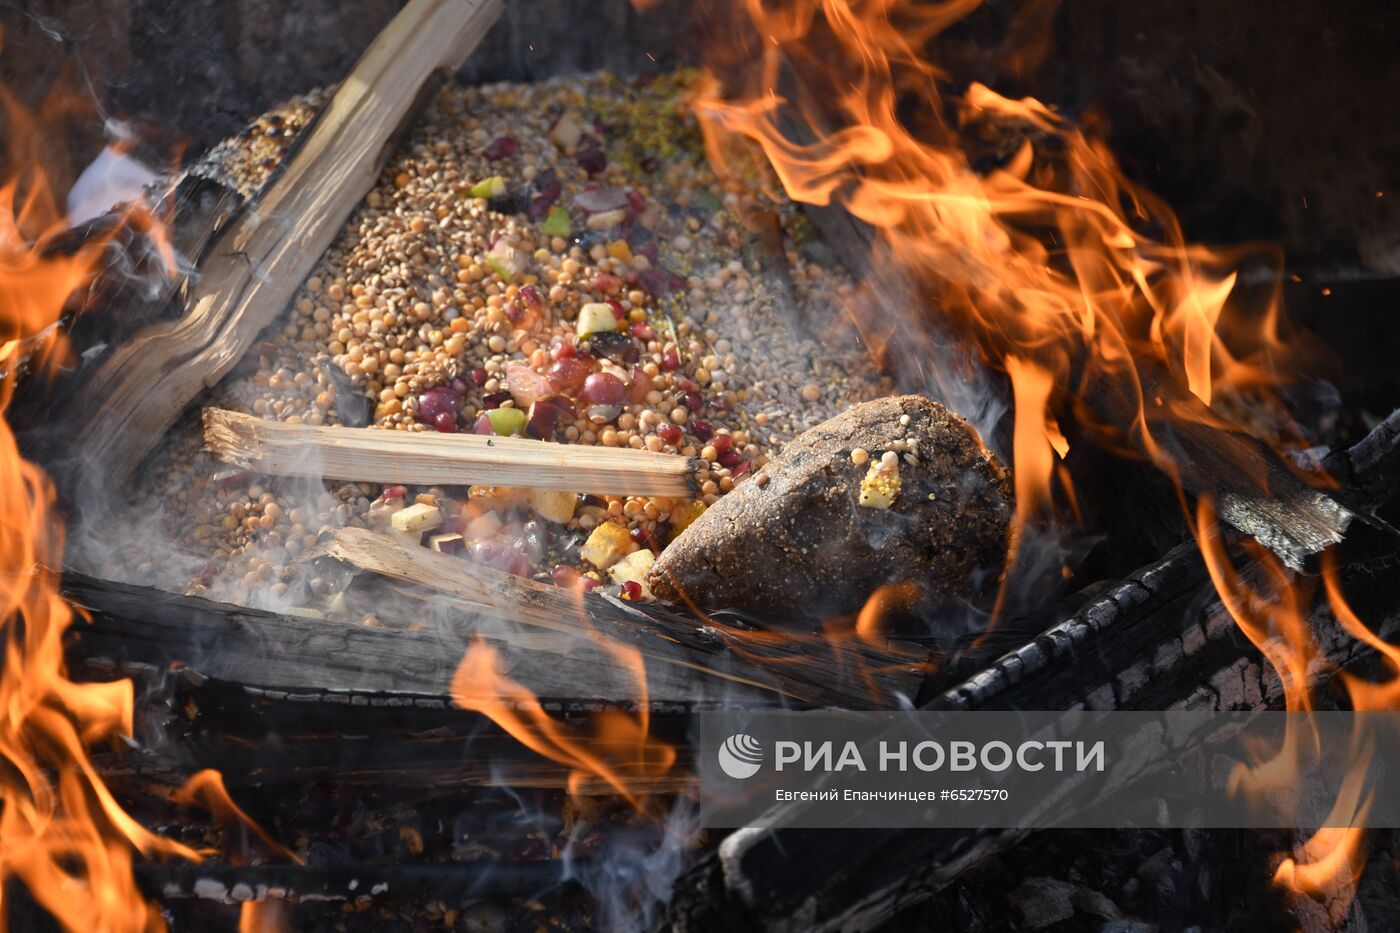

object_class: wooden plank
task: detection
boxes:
[203,407,699,496]
[73,0,505,484]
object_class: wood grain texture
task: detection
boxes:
[203,408,699,496]
[73,0,505,484]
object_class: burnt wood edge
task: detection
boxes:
[662,409,1400,932]
[61,571,925,712]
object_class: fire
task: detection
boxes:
[689,0,1392,912]
[452,639,677,805]
[0,64,278,931]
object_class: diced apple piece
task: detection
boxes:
[392,502,443,534]
[548,109,584,153]
[485,407,527,436]
[530,489,577,525]
[580,521,632,570]
[468,175,506,198]
[430,533,465,554]
[608,548,655,596]
[576,302,619,339]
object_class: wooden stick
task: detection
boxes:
[204,408,699,496]
[321,526,926,708]
[73,0,504,485]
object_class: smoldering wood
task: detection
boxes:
[61,560,924,713]
[321,526,925,707]
[203,408,701,497]
[68,0,505,486]
[664,409,1400,933]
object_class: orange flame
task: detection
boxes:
[451,639,677,806]
[690,0,1386,909]
[0,63,274,931]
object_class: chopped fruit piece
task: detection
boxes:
[483,136,518,160]
[468,175,506,198]
[609,548,655,596]
[606,239,633,261]
[546,357,590,390]
[660,346,680,371]
[547,109,584,152]
[383,485,408,500]
[433,411,458,432]
[467,539,530,577]
[392,502,443,534]
[540,205,572,237]
[669,501,706,540]
[366,494,405,531]
[505,362,553,407]
[858,453,902,509]
[484,407,527,436]
[530,489,577,525]
[472,414,494,435]
[464,510,503,542]
[484,257,512,282]
[620,580,643,600]
[580,521,632,570]
[579,372,626,406]
[576,302,619,338]
[429,533,465,554]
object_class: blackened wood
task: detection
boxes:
[61,571,923,710]
[664,410,1400,933]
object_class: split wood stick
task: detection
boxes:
[321,526,926,709]
[75,0,504,485]
[204,408,699,496]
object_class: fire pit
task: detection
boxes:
[2,1,1399,931]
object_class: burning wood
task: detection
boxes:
[71,0,505,486]
[203,407,699,497]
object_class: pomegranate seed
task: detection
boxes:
[504,302,525,324]
[594,273,621,293]
[579,372,626,406]
[630,323,654,340]
[551,340,576,360]
[690,418,714,441]
[711,433,733,453]
[625,190,647,213]
[620,580,642,600]
[676,377,697,393]
[483,391,512,409]
[469,368,488,386]
[717,449,741,469]
[629,527,649,544]
[683,392,704,412]
[483,136,519,159]
[450,377,469,394]
[433,411,458,433]
[732,460,753,478]
[520,284,542,306]
[657,423,683,446]
[383,485,408,500]
[606,299,626,321]
[661,347,680,371]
